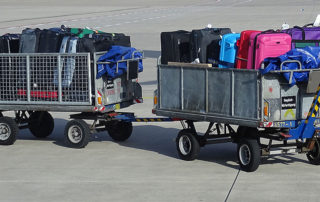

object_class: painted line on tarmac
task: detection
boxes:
[224,169,241,202]
[1,7,182,30]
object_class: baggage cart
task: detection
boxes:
[153,60,320,171]
[0,51,143,148]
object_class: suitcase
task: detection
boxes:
[235,30,260,69]
[218,33,240,68]
[284,24,320,49]
[160,30,191,64]
[190,28,231,64]
[19,28,41,53]
[0,34,20,53]
[38,29,65,53]
[247,31,292,69]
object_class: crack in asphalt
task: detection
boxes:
[224,168,241,202]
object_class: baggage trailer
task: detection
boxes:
[153,61,320,171]
[0,51,143,148]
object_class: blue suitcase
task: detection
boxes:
[218,33,240,68]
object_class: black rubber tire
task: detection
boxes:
[0,112,3,117]
[64,119,90,148]
[307,139,320,165]
[176,129,200,161]
[28,111,54,138]
[0,117,19,145]
[237,138,261,172]
[107,121,133,142]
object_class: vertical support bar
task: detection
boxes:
[93,52,98,107]
[205,68,209,113]
[57,55,62,103]
[231,70,235,116]
[158,64,161,109]
[26,55,31,103]
[181,66,184,110]
[87,53,92,105]
[260,75,264,121]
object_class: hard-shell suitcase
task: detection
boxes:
[160,30,191,64]
[247,31,292,69]
[235,30,260,69]
[218,33,240,68]
[0,34,20,53]
[190,28,231,64]
[19,28,41,53]
[284,24,320,48]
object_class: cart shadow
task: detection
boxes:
[115,125,241,170]
[143,50,160,59]
[260,154,309,165]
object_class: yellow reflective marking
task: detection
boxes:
[315,105,319,112]
[143,119,148,122]
[136,119,142,122]
[317,85,320,92]
[115,104,120,110]
[150,119,155,122]
[157,119,162,121]
[312,113,316,118]
[284,109,295,118]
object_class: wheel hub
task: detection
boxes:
[68,126,82,144]
[0,123,11,141]
[239,144,251,166]
[179,135,192,155]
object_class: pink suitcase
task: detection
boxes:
[247,31,292,69]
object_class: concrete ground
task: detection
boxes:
[0,0,320,201]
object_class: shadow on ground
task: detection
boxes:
[143,50,160,59]
[16,119,310,170]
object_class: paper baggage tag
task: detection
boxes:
[314,14,320,26]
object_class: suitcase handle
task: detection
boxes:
[303,23,314,27]
[293,26,306,40]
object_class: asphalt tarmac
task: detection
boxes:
[0,0,320,201]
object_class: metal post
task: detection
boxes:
[87,53,92,105]
[57,55,62,103]
[181,66,184,110]
[26,55,30,102]
[205,68,209,113]
[231,70,235,116]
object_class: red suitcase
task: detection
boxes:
[235,30,260,69]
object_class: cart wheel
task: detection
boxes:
[29,111,54,138]
[176,129,200,161]
[237,138,261,172]
[307,138,320,165]
[64,119,90,148]
[107,121,133,142]
[0,112,3,117]
[0,117,18,145]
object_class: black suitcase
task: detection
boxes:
[0,34,20,53]
[160,30,191,65]
[77,32,131,54]
[19,28,41,53]
[190,28,231,63]
[38,29,65,53]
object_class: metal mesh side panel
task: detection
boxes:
[0,56,27,101]
[0,54,90,105]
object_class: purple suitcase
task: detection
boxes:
[284,24,320,48]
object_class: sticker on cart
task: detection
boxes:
[282,96,296,109]
[106,80,114,89]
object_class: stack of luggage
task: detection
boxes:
[160,23,320,70]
